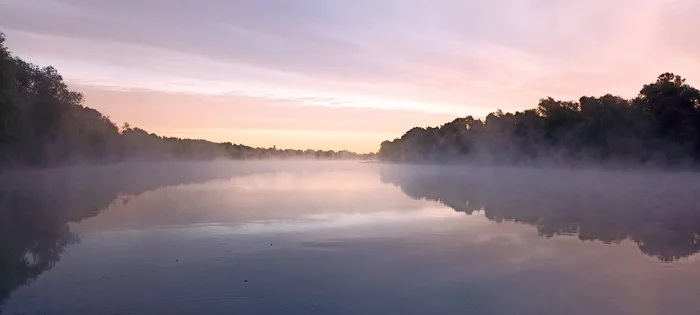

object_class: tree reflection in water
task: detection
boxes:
[380,165,700,262]
[0,161,276,310]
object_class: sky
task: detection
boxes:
[1,0,699,153]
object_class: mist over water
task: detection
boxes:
[2,161,700,314]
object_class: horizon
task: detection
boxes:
[1,0,699,153]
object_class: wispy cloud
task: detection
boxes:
[1,0,698,150]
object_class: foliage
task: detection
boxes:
[0,32,371,169]
[380,73,700,166]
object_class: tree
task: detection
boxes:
[0,32,19,165]
[0,32,372,168]
[634,73,700,160]
[380,73,700,167]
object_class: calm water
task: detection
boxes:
[2,161,700,314]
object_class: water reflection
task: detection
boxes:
[0,161,311,309]
[3,162,700,314]
[380,165,700,262]
[0,189,78,312]
[69,166,429,235]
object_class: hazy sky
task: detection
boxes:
[1,0,698,152]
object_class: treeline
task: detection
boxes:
[380,73,700,166]
[0,32,371,169]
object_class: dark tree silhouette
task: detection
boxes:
[0,32,372,169]
[380,73,700,167]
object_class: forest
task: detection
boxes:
[0,32,370,169]
[380,73,700,167]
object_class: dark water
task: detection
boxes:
[2,161,700,315]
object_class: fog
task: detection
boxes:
[2,160,700,314]
[380,163,700,261]
[0,160,366,305]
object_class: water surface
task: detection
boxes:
[2,161,700,314]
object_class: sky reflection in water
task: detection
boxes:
[2,161,700,315]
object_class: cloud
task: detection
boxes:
[1,0,699,149]
[76,84,456,152]
[77,84,456,131]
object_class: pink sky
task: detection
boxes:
[1,0,699,152]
